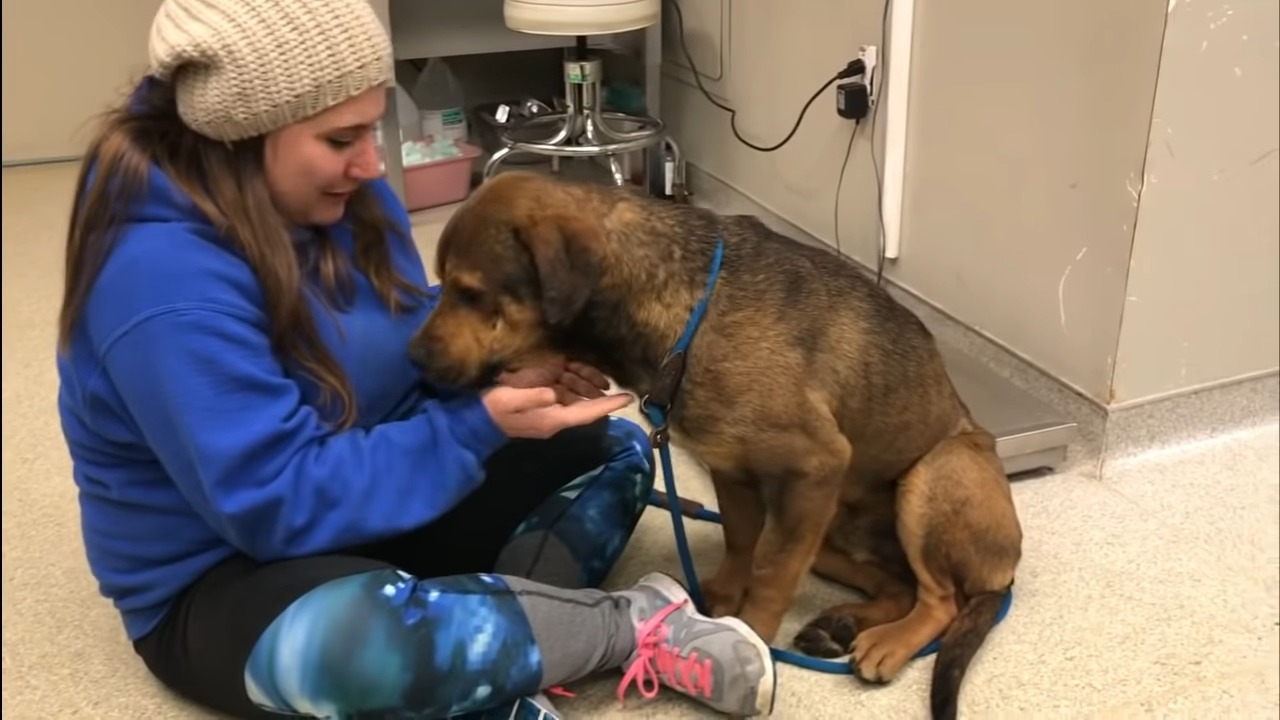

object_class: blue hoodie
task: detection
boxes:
[56,164,509,642]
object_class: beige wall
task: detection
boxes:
[7,0,1273,405]
[2,0,163,163]
[1111,0,1280,405]
[661,0,1278,406]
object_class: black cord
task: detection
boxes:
[667,0,839,153]
[838,0,893,287]
[833,122,858,260]
[665,0,892,285]
[868,0,892,287]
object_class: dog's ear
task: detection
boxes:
[515,212,602,326]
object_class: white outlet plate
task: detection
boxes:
[859,44,880,103]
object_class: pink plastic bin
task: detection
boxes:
[401,141,483,211]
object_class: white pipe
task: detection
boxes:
[880,0,915,260]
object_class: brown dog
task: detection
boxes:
[409,170,1023,719]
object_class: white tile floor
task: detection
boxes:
[3,163,1277,719]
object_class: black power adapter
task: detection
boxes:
[836,81,871,121]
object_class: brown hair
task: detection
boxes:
[58,77,428,429]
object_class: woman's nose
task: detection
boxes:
[349,137,383,180]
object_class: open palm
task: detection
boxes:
[497,356,613,405]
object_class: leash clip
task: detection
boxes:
[639,394,672,448]
[649,425,670,449]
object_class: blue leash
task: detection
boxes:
[638,235,1013,674]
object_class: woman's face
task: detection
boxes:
[263,86,388,227]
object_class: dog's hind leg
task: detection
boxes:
[810,543,911,601]
[700,468,766,618]
[849,426,1021,712]
[792,544,915,658]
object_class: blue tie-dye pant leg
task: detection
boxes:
[244,416,655,718]
[495,416,657,589]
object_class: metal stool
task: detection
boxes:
[485,0,685,197]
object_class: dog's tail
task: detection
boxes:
[929,589,1006,720]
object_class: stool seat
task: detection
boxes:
[504,0,660,36]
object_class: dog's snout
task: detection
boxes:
[408,340,430,367]
[411,349,451,386]
[407,337,471,389]
[477,361,504,387]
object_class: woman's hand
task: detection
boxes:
[497,357,613,405]
[481,386,634,439]
[484,356,627,439]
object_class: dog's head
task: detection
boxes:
[409,172,605,388]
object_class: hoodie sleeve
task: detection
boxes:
[97,302,509,562]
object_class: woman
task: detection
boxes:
[53,0,776,717]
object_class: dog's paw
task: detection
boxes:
[851,623,914,684]
[699,577,747,618]
[792,612,859,658]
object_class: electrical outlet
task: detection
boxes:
[859,45,879,103]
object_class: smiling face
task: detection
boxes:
[263,86,387,227]
[408,173,604,388]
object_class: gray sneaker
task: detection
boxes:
[614,572,776,716]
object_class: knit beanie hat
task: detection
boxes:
[147,0,393,142]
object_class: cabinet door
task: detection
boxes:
[2,0,164,163]
[662,0,730,103]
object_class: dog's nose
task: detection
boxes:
[408,343,460,388]
[478,361,505,387]
[407,341,431,368]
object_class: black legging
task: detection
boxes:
[133,417,657,718]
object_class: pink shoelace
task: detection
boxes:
[616,599,715,706]
[545,686,575,698]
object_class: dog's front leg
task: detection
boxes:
[701,469,766,617]
[736,448,849,644]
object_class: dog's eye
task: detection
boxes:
[455,286,485,308]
